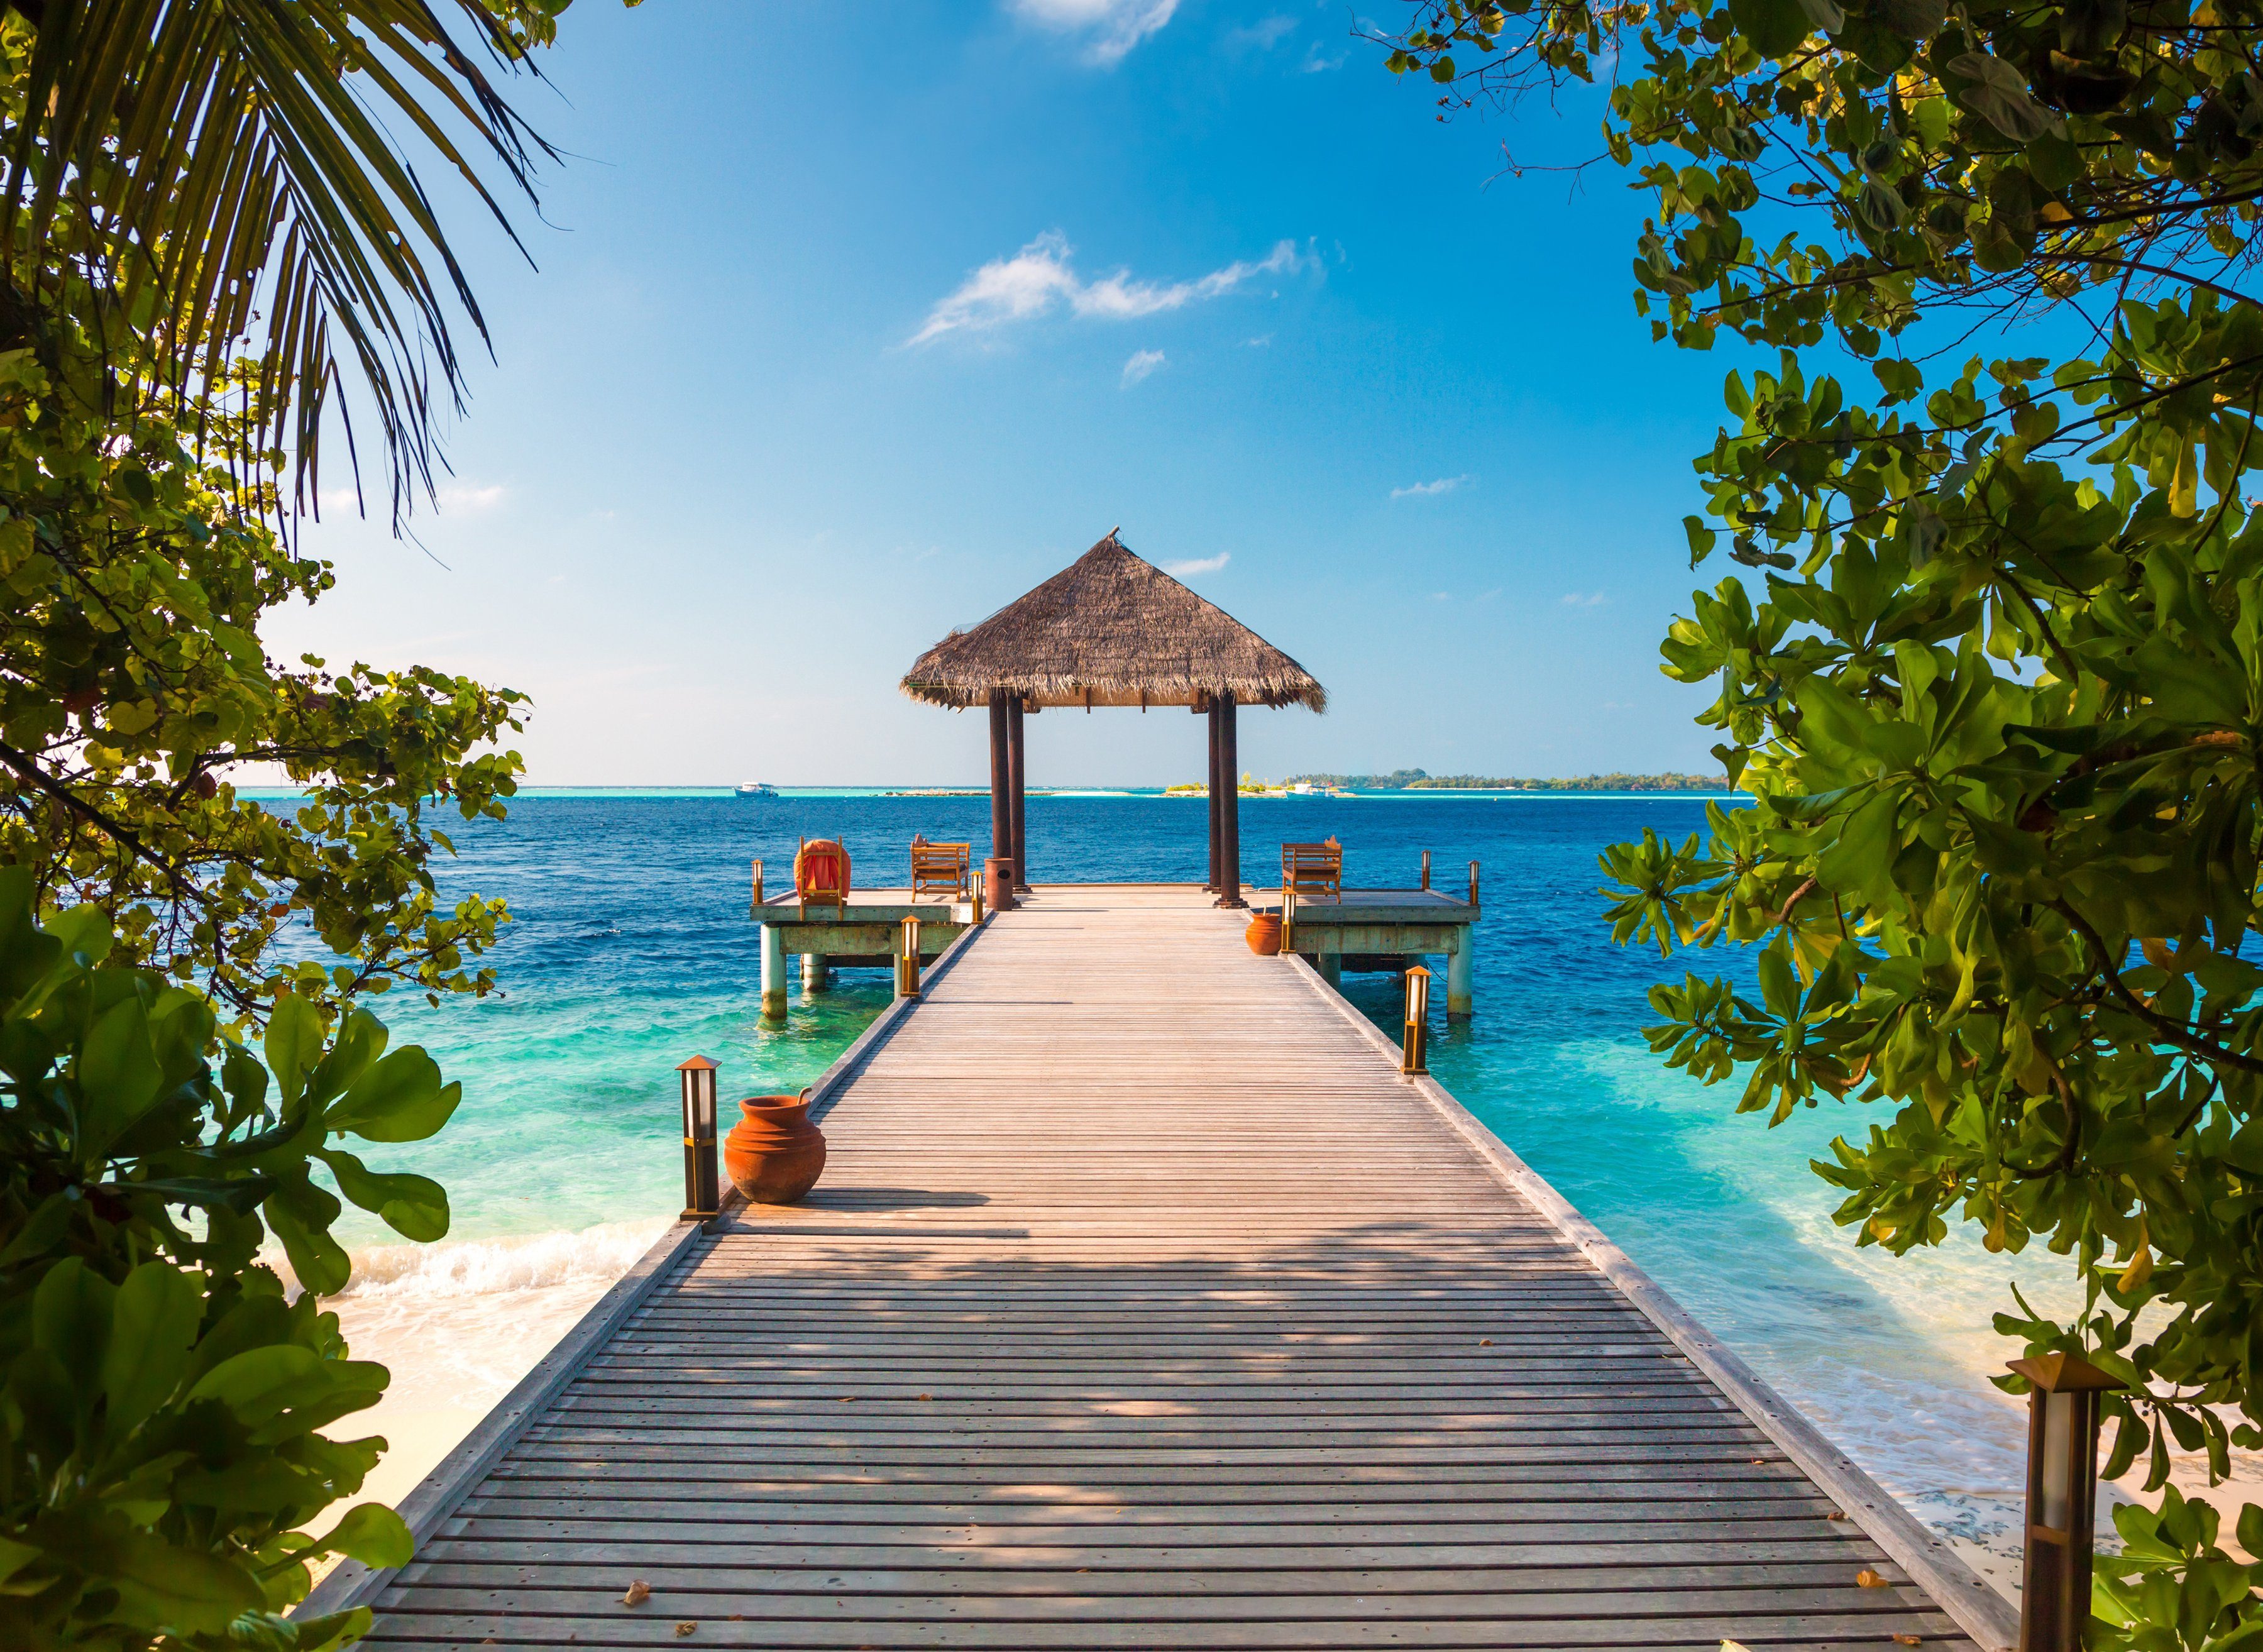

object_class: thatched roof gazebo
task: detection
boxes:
[901,531,1325,907]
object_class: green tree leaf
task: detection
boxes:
[325,1047,461,1143]
[319,1502,415,1569]
[101,1261,202,1437]
[318,1149,451,1243]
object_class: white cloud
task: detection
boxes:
[1121,348,1167,386]
[1561,591,1609,607]
[1245,333,1274,347]
[314,482,503,517]
[910,232,1308,346]
[1301,40,1348,71]
[1390,474,1472,499]
[1226,14,1298,50]
[1010,0,1178,65]
[436,483,507,512]
[1163,552,1230,576]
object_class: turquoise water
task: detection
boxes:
[319,788,2083,1567]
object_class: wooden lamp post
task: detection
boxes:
[678,1055,720,1221]
[898,915,922,999]
[1402,965,1431,1075]
[2008,1351,2122,1652]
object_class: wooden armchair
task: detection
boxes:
[793,837,852,918]
[1282,837,1343,903]
[909,836,971,898]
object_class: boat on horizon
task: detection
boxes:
[735,782,778,798]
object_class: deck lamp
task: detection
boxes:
[898,915,922,999]
[1402,965,1431,1075]
[677,1055,720,1220]
[2009,1351,2122,1652]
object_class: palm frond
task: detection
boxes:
[1,0,558,526]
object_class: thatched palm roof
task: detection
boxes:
[900,533,1326,712]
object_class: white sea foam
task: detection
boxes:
[312,1219,671,1415]
[325,1218,671,1301]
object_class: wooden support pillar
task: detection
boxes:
[1216,691,1245,908]
[759,923,786,1021]
[1446,934,1473,1020]
[988,690,1011,871]
[1008,696,1029,892]
[1205,697,1222,891]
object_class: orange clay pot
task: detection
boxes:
[724,1094,827,1205]
[1245,912,1284,956]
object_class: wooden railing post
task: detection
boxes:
[749,857,764,918]
[1468,860,1480,907]
[1421,850,1431,891]
[1401,966,1431,1075]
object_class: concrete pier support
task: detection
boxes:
[1447,938,1473,1020]
[802,952,829,994]
[761,924,787,1021]
[1317,953,1342,989]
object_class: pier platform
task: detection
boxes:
[307,885,2015,1651]
[749,888,977,1018]
[1245,886,1480,1013]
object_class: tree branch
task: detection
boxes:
[2052,898,2263,1076]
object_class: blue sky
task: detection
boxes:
[270,0,1750,786]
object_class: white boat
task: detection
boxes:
[735,782,778,798]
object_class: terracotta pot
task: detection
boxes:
[1245,912,1283,956]
[724,1093,827,1205]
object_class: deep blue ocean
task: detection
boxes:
[314,786,2089,1576]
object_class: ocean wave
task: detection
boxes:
[325,1219,671,1301]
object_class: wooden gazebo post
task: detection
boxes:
[1205,695,1223,893]
[1216,691,1245,908]
[988,690,1012,891]
[1008,697,1030,892]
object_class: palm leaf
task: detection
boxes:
[1,0,559,526]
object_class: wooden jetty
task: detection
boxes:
[307,884,2016,1651]
[750,887,976,1020]
[754,881,1482,1019]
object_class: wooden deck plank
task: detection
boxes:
[313,885,2009,1652]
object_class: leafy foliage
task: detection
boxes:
[0,300,525,1028]
[0,869,466,1649]
[0,0,615,519]
[2094,1489,2263,1649]
[1376,0,2263,1631]
[0,4,606,1647]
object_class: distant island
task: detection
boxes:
[1284,768,1732,792]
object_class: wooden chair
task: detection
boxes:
[909,836,971,898]
[793,837,851,918]
[1282,837,1343,903]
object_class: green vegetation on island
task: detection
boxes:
[1285,769,1731,792]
